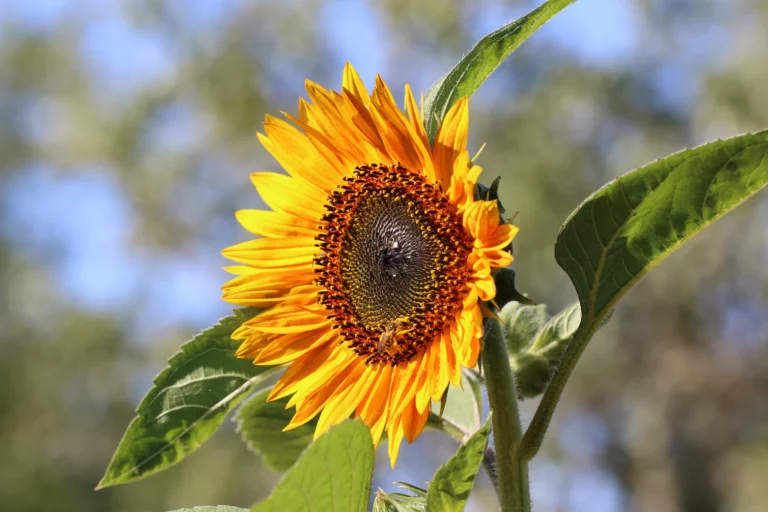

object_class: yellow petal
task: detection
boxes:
[247,304,330,334]
[235,209,319,238]
[260,116,343,192]
[314,359,375,437]
[221,236,317,268]
[342,62,371,106]
[387,415,405,468]
[250,172,327,222]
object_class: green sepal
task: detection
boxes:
[493,268,537,310]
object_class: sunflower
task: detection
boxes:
[222,63,518,466]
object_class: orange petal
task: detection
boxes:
[254,328,333,365]
[268,339,345,401]
[247,304,330,334]
[432,97,469,183]
[314,359,377,437]
[357,363,393,446]
[402,400,430,444]
[388,350,428,421]
[284,357,356,430]
[404,84,430,159]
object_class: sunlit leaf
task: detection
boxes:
[372,483,427,512]
[235,389,316,472]
[422,0,576,142]
[503,302,580,399]
[169,507,248,512]
[250,419,374,512]
[424,416,491,512]
[500,302,549,356]
[98,309,274,488]
[557,130,768,333]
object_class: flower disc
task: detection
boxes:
[315,164,473,365]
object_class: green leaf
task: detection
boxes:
[499,302,549,356]
[422,0,576,142]
[98,309,276,489]
[373,483,427,512]
[168,507,248,512]
[235,389,317,472]
[557,130,768,333]
[504,302,581,399]
[425,416,491,512]
[250,419,374,512]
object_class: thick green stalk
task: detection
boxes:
[482,319,530,512]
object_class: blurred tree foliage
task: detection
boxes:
[1,1,768,511]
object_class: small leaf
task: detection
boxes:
[529,302,581,354]
[98,309,275,488]
[168,507,249,512]
[557,130,768,335]
[499,302,548,355]
[250,419,374,512]
[373,483,427,512]
[425,416,492,512]
[501,302,581,399]
[422,0,576,142]
[235,389,317,472]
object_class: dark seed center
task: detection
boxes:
[340,193,437,327]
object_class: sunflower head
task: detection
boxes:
[222,63,518,466]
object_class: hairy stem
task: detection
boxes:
[482,319,530,512]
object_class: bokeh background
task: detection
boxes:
[1,0,768,511]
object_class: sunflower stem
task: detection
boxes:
[482,318,530,512]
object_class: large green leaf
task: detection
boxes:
[98,309,275,488]
[424,416,491,512]
[235,389,317,472]
[522,131,768,462]
[250,419,374,512]
[421,0,576,142]
[557,130,768,331]
[169,507,248,512]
